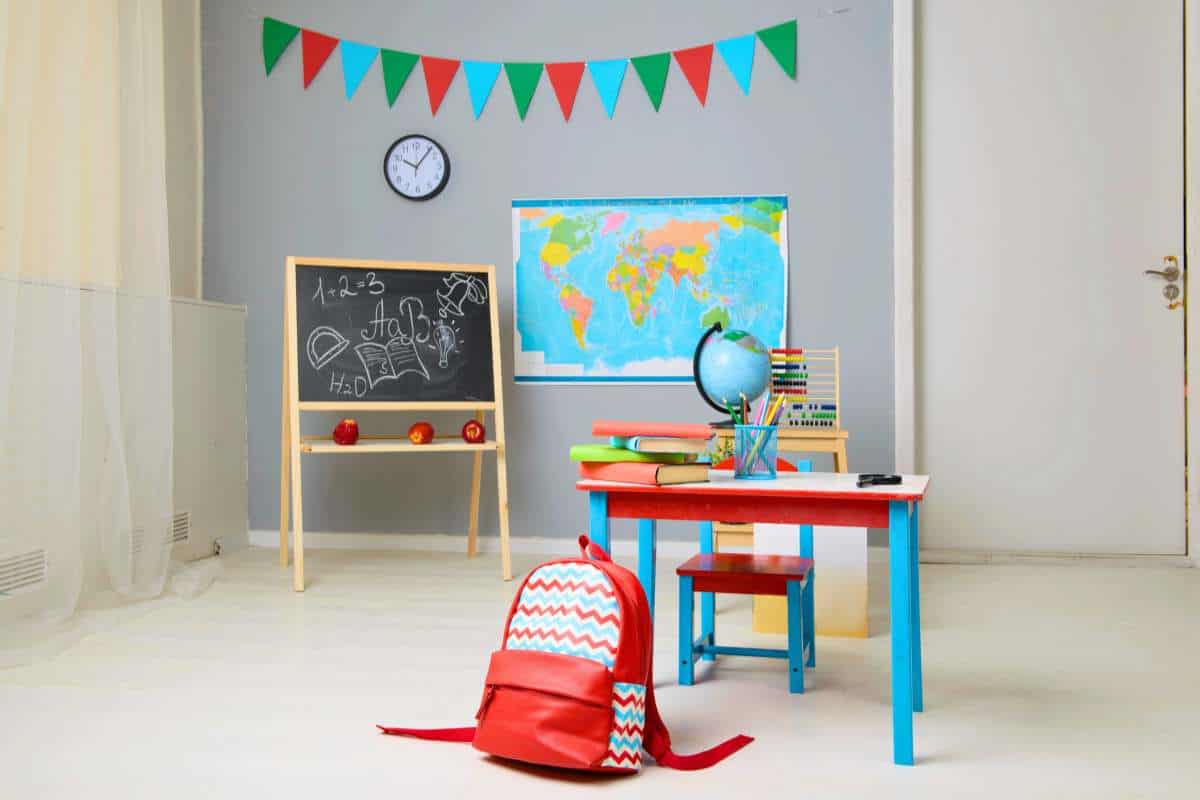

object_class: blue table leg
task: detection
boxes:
[911,502,924,713]
[637,519,657,619]
[786,579,805,694]
[889,500,915,766]
[679,575,695,686]
[589,491,610,554]
[799,523,816,668]
[698,521,715,660]
[796,460,816,667]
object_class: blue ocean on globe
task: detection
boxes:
[697,329,772,406]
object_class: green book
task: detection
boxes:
[568,444,693,465]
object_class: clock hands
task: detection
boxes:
[415,146,434,169]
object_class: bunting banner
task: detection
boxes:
[261,17,796,120]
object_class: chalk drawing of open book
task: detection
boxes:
[354,336,430,389]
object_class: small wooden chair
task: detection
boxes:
[677,553,815,693]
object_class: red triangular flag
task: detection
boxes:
[673,43,714,105]
[545,62,586,121]
[301,30,339,88]
[421,56,461,115]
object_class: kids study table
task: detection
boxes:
[576,470,931,766]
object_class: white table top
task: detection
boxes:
[577,470,930,502]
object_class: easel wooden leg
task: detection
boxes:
[467,410,484,558]
[495,443,512,580]
[833,441,848,473]
[278,340,290,567]
[290,441,305,591]
[283,269,305,592]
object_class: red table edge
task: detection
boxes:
[575,478,929,504]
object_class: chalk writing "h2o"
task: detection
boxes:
[329,371,367,398]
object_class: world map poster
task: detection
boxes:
[512,196,788,382]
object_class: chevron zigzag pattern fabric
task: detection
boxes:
[504,563,621,669]
[601,682,647,770]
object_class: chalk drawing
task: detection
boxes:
[437,273,488,318]
[306,326,350,370]
[354,296,433,388]
[433,319,458,368]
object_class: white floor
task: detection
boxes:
[1,546,1198,799]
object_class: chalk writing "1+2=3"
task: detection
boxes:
[312,272,385,305]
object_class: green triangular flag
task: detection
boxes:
[381,49,419,107]
[630,53,670,111]
[757,20,797,79]
[504,62,543,120]
[262,17,299,76]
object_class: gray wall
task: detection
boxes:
[202,0,894,542]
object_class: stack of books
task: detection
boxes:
[570,420,714,485]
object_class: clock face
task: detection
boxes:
[384,135,450,201]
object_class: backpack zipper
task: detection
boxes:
[475,687,497,721]
[475,683,610,723]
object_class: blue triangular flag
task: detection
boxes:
[587,59,627,119]
[340,41,379,99]
[463,61,502,118]
[715,34,755,95]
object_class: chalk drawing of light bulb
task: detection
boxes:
[433,319,458,368]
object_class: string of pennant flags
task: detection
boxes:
[262,17,797,120]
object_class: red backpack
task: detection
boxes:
[378,536,752,773]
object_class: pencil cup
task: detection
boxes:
[733,425,778,480]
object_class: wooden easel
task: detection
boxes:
[278,257,512,590]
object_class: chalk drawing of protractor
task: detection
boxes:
[436,273,489,318]
[354,336,431,389]
[306,326,350,370]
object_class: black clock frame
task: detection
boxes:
[383,134,451,201]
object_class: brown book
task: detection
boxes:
[578,461,710,486]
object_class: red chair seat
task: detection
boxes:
[676,553,813,596]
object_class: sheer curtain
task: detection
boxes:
[1,0,176,665]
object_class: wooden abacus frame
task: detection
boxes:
[279,257,512,591]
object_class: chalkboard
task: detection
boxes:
[293,263,495,403]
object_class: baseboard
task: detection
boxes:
[250,530,700,558]
[920,548,1195,568]
[251,532,1194,568]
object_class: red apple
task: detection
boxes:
[408,421,435,445]
[332,418,359,446]
[461,419,486,444]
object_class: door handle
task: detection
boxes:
[1144,255,1180,282]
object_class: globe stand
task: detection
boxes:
[693,321,737,420]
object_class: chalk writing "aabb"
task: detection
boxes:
[329,371,367,398]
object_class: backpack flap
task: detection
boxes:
[473,649,620,771]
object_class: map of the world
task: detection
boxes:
[513,195,788,382]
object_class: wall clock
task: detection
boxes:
[383,134,450,201]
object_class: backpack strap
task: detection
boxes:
[640,671,754,770]
[377,725,475,742]
[578,534,612,562]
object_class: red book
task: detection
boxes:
[591,420,713,439]
[578,461,710,486]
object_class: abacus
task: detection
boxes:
[769,347,840,430]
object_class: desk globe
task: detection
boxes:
[692,323,772,414]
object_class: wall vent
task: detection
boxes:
[0,549,48,595]
[171,511,190,545]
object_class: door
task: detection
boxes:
[917,0,1186,554]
